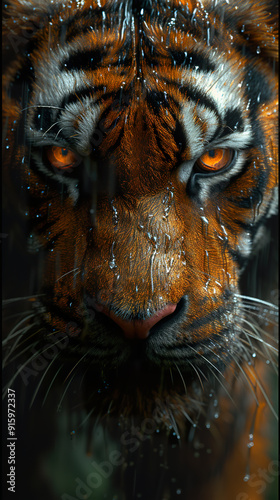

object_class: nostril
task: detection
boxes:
[97,303,178,339]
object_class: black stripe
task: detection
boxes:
[41,289,83,326]
[169,49,215,72]
[34,218,61,236]
[44,231,66,251]
[8,60,35,103]
[222,108,244,134]
[58,88,96,113]
[178,84,219,117]
[146,90,170,113]
[186,305,228,332]
[32,107,61,136]
[61,49,107,72]
[58,86,129,112]
[61,50,133,73]
[244,65,274,116]
[59,9,105,43]
[232,214,267,235]
[228,248,249,268]
[149,121,175,164]
[225,169,268,209]
[132,0,153,14]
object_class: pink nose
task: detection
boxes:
[98,303,177,339]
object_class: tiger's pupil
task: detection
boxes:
[208,150,216,158]
[61,148,68,156]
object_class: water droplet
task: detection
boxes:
[243,474,250,482]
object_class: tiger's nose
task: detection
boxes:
[98,303,177,339]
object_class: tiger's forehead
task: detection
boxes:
[26,0,252,160]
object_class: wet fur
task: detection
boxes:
[2,1,278,499]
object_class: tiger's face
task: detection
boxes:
[3,0,278,423]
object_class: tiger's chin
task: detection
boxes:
[57,347,229,434]
[36,292,240,433]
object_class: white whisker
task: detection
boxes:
[2,294,45,305]
[29,351,62,408]
[236,294,278,310]
[56,268,80,282]
[3,315,36,345]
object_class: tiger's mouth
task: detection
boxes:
[41,290,234,380]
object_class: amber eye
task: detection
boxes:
[46,146,80,170]
[196,149,233,172]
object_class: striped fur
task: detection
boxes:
[3,1,278,499]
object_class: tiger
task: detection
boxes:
[2,1,278,499]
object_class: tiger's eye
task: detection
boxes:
[46,147,80,170]
[196,149,233,172]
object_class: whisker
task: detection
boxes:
[57,372,79,412]
[241,328,278,354]
[29,351,62,408]
[169,367,174,385]
[5,328,50,365]
[2,346,42,399]
[181,407,195,426]
[3,311,35,322]
[239,317,278,358]
[5,339,41,366]
[42,365,64,406]
[174,362,187,394]
[54,128,65,140]
[239,337,278,374]
[2,295,44,308]
[3,314,36,345]
[56,267,80,282]
[236,294,278,310]
[189,361,205,392]
[207,365,235,406]
[21,105,63,112]
[63,351,89,383]
[245,365,278,420]
[168,409,180,438]
[233,359,260,406]
[188,345,225,378]
[3,325,36,365]
[42,121,60,137]
[239,306,278,327]
[78,408,96,429]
